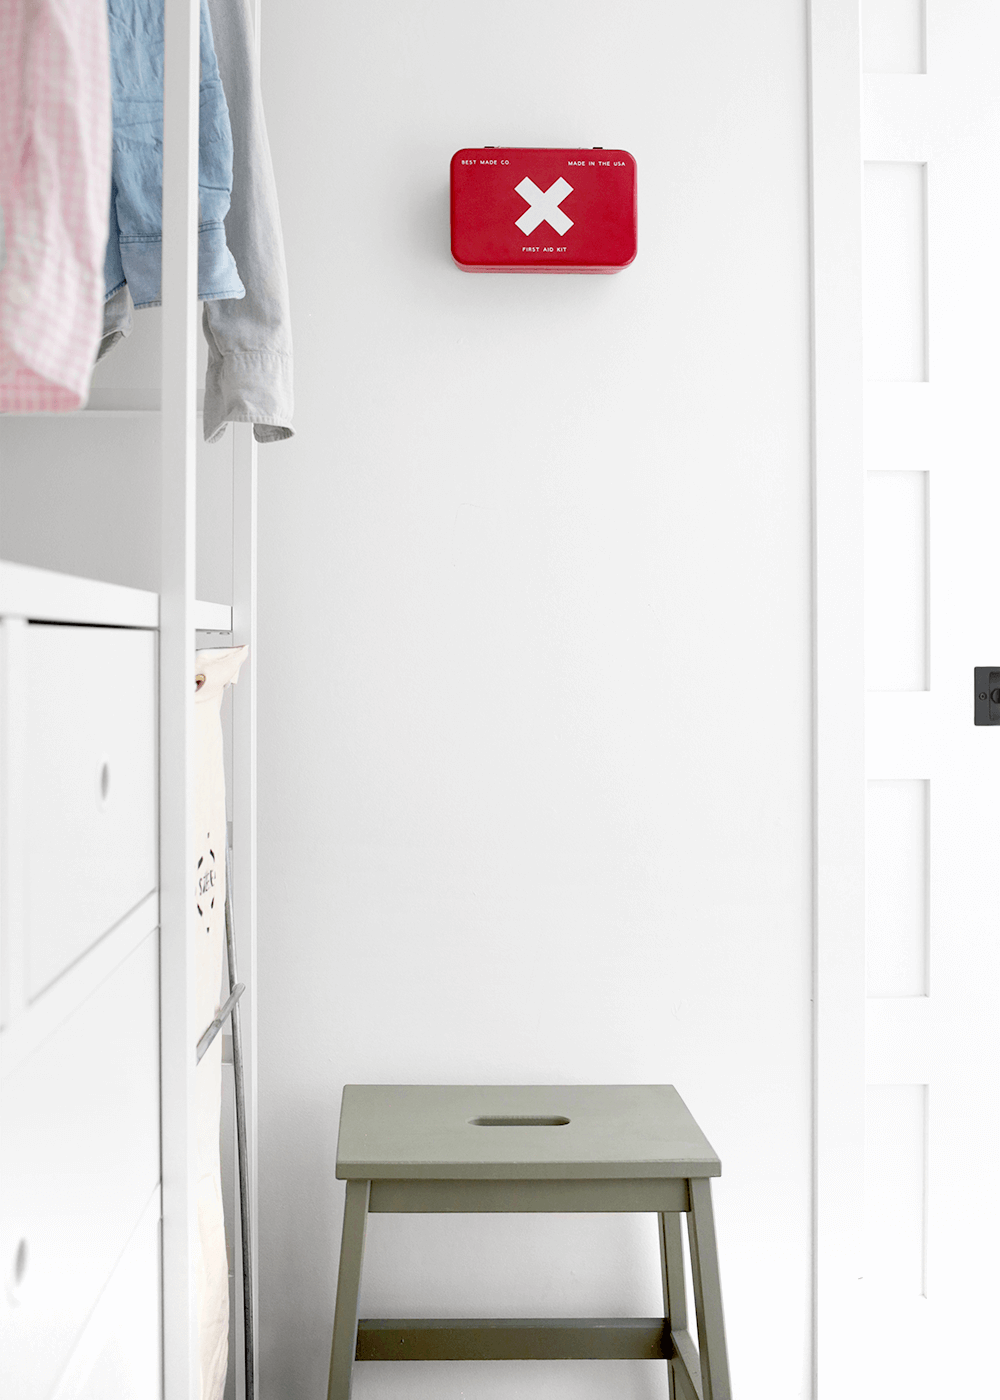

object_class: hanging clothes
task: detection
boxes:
[98,0,294,444]
[202,0,294,443]
[104,0,245,309]
[0,0,111,412]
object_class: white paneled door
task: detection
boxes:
[860,1,1000,1393]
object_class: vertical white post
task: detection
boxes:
[159,0,200,1394]
[231,9,261,1392]
[231,422,258,1397]
[808,2,866,1397]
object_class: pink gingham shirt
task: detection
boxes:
[0,0,111,412]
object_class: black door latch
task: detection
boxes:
[974,668,1000,724]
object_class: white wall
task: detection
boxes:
[257,3,813,1398]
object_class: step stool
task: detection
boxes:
[327,1084,731,1400]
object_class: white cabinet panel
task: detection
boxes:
[863,161,928,381]
[865,470,928,691]
[73,1251,161,1400]
[24,624,156,999]
[51,1194,162,1400]
[0,933,160,1400]
[862,0,926,74]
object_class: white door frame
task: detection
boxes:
[808,3,866,1397]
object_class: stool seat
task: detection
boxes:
[336,1083,721,1180]
[327,1084,732,1400]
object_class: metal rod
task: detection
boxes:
[195,982,246,1064]
[225,842,254,1400]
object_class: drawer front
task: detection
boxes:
[0,932,160,1400]
[56,1195,162,1400]
[24,624,157,999]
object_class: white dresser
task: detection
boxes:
[1,574,162,1399]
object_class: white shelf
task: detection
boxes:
[0,409,210,417]
[195,598,234,632]
[0,560,232,632]
[0,409,161,418]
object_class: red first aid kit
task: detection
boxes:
[450,148,637,274]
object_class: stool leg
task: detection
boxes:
[327,1179,371,1400]
[659,1212,687,1399]
[686,1178,731,1400]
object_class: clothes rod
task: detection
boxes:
[196,982,246,1064]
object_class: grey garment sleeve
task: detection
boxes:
[96,283,135,362]
[202,0,293,444]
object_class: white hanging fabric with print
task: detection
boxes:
[194,645,248,1400]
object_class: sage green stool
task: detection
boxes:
[327,1084,731,1400]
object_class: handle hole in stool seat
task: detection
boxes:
[469,1115,571,1127]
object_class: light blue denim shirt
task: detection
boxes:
[98,0,292,442]
[104,0,245,308]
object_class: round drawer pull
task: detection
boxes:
[97,757,111,809]
[7,1238,28,1305]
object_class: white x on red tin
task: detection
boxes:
[514,177,574,236]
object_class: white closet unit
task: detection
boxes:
[0,0,258,1396]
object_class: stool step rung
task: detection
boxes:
[356,1317,672,1362]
